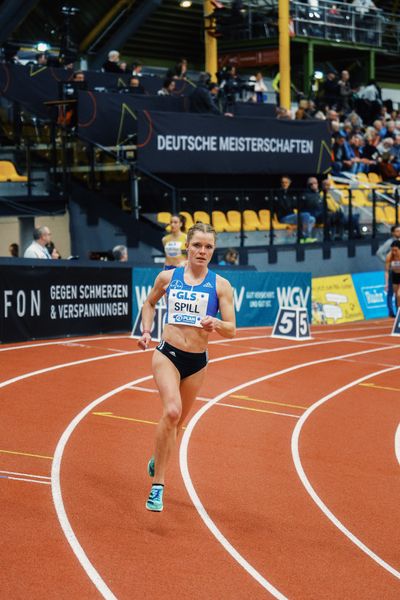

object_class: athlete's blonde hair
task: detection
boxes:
[187,221,217,244]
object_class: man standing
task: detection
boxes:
[24,226,52,259]
[376,224,400,317]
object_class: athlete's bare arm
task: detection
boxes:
[200,276,236,338]
[138,270,173,349]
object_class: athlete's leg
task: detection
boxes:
[178,367,207,430]
[393,283,399,311]
[151,350,181,485]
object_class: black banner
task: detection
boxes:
[233,103,277,118]
[0,264,132,343]
[137,111,332,174]
[77,91,187,146]
[0,64,194,120]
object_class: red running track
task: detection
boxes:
[0,320,399,599]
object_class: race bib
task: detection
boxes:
[165,241,182,258]
[167,289,209,327]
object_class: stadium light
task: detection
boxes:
[36,42,50,52]
[179,1,192,7]
[314,70,324,80]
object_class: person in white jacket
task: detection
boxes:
[24,226,52,259]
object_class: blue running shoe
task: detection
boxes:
[147,456,155,478]
[146,484,164,512]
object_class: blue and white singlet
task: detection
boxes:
[166,267,219,328]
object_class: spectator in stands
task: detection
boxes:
[378,152,399,183]
[219,248,239,266]
[8,243,19,257]
[338,70,352,114]
[359,80,382,123]
[157,78,176,96]
[189,72,221,115]
[131,62,143,77]
[103,50,124,73]
[24,226,52,259]
[349,133,368,173]
[273,176,316,242]
[36,53,48,66]
[168,58,188,80]
[390,133,400,171]
[321,71,339,109]
[321,178,361,238]
[332,133,356,174]
[376,224,400,317]
[303,177,334,236]
[112,245,128,262]
[126,76,145,95]
[361,131,379,172]
[253,71,268,103]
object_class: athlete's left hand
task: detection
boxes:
[200,316,218,332]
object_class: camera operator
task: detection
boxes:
[218,64,243,112]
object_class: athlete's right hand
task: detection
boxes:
[138,332,152,350]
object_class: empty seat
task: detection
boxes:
[368,172,382,183]
[157,212,171,228]
[258,209,271,231]
[0,160,28,182]
[350,189,371,207]
[212,210,230,233]
[243,209,261,231]
[226,210,241,232]
[356,172,369,183]
[193,210,210,224]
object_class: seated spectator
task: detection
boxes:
[361,132,379,171]
[390,133,400,170]
[273,176,316,241]
[332,133,356,174]
[124,76,145,95]
[9,242,19,257]
[349,133,369,173]
[131,62,143,77]
[377,136,394,157]
[379,153,399,182]
[112,245,128,262]
[103,50,124,73]
[24,226,52,259]
[303,177,338,239]
[189,73,221,115]
[321,179,361,238]
[167,58,188,80]
[219,248,239,266]
[157,78,176,96]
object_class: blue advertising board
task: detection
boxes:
[131,268,311,336]
[352,271,388,320]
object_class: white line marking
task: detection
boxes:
[291,366,400,581]
[0,470,50,479]
[0,335,131,353]
[180,343,399,598]
[51,374,153,600]
[395,424,400,469]
[3,476,51,485]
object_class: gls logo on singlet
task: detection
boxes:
[175,291,197,301]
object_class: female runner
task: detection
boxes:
[138,222,236,511]
[162,214,187,269]
[385,240,400,313]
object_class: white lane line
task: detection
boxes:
[292,366,400,581]
[0,470,50,479]
[1,332,394,392]
[395,424,400,469]
[2,476,51,485]
[0,335,131,353]
[180,343,400,599]
[51,374,153,600]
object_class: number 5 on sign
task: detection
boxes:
[272,306,312,340]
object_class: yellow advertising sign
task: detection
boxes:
[312,274,364,325]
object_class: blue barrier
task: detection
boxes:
[131,268,312,335]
